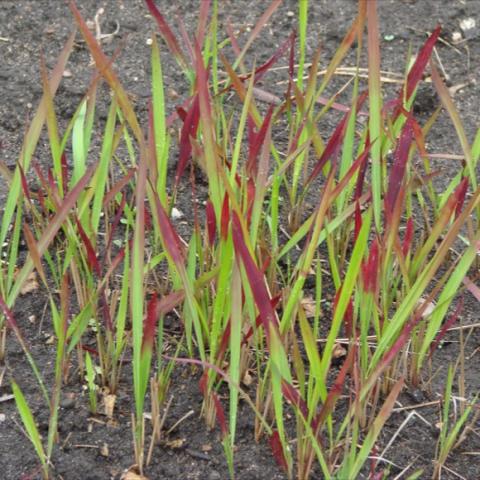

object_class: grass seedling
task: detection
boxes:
[433,366,477,479]
[12,381,49,479]
[84,352,97,414]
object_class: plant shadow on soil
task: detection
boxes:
[1,1,480,479]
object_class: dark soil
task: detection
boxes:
[1,1,479,479]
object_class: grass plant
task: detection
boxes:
[0,0,479,478]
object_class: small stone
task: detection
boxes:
[171,207,184,220]
[100,443,109,457]
[460,17,476,31]
[286,11,294,17]
[62,69,73,78]
[0,413,6,423]
[459,17,477,39]
[146,38,153,45]
[452,31,462,43]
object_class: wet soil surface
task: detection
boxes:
[1,1,480,479]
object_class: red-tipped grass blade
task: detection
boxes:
[362,238,379,294]
[429,296,463,358]
[384,118,414,217]
[178,17,195,66]
[314,345,355,431]
[144,0,188,71]
[102,168,136,208]
[331,140,372,199]
[354,201,363,241]
[144,204,153,232]
[269,430,289,472]
[246,105,274,178]
[332,287,355,337]
[176,95,200,184]
[205,200,217,247]
[454,177,469,219]
[239,30,296,85]
[307,92,368,187]
[75,218,101,276]
[220,193,230,241]
[18,166,33,206]
[402,26,441,104]
[402,217,414,257]
[306,116,346,186]
[242,295,282,347]
[0,295,20,331]
[354,135,370,201]
[153,193,186,266]
[142,296,158,355]
[375,307,431,377]
[226,20,241,59]
[281,380,309,420]
[212,393,228,438]
[196,0,211,47]
[231,212,279,339]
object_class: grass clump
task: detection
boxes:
[0,0,479,478]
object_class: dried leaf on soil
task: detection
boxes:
[15,270,39,295]
[165,438,186,449]
[300,296,317,318]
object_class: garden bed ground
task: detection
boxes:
[0,1,479,479]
